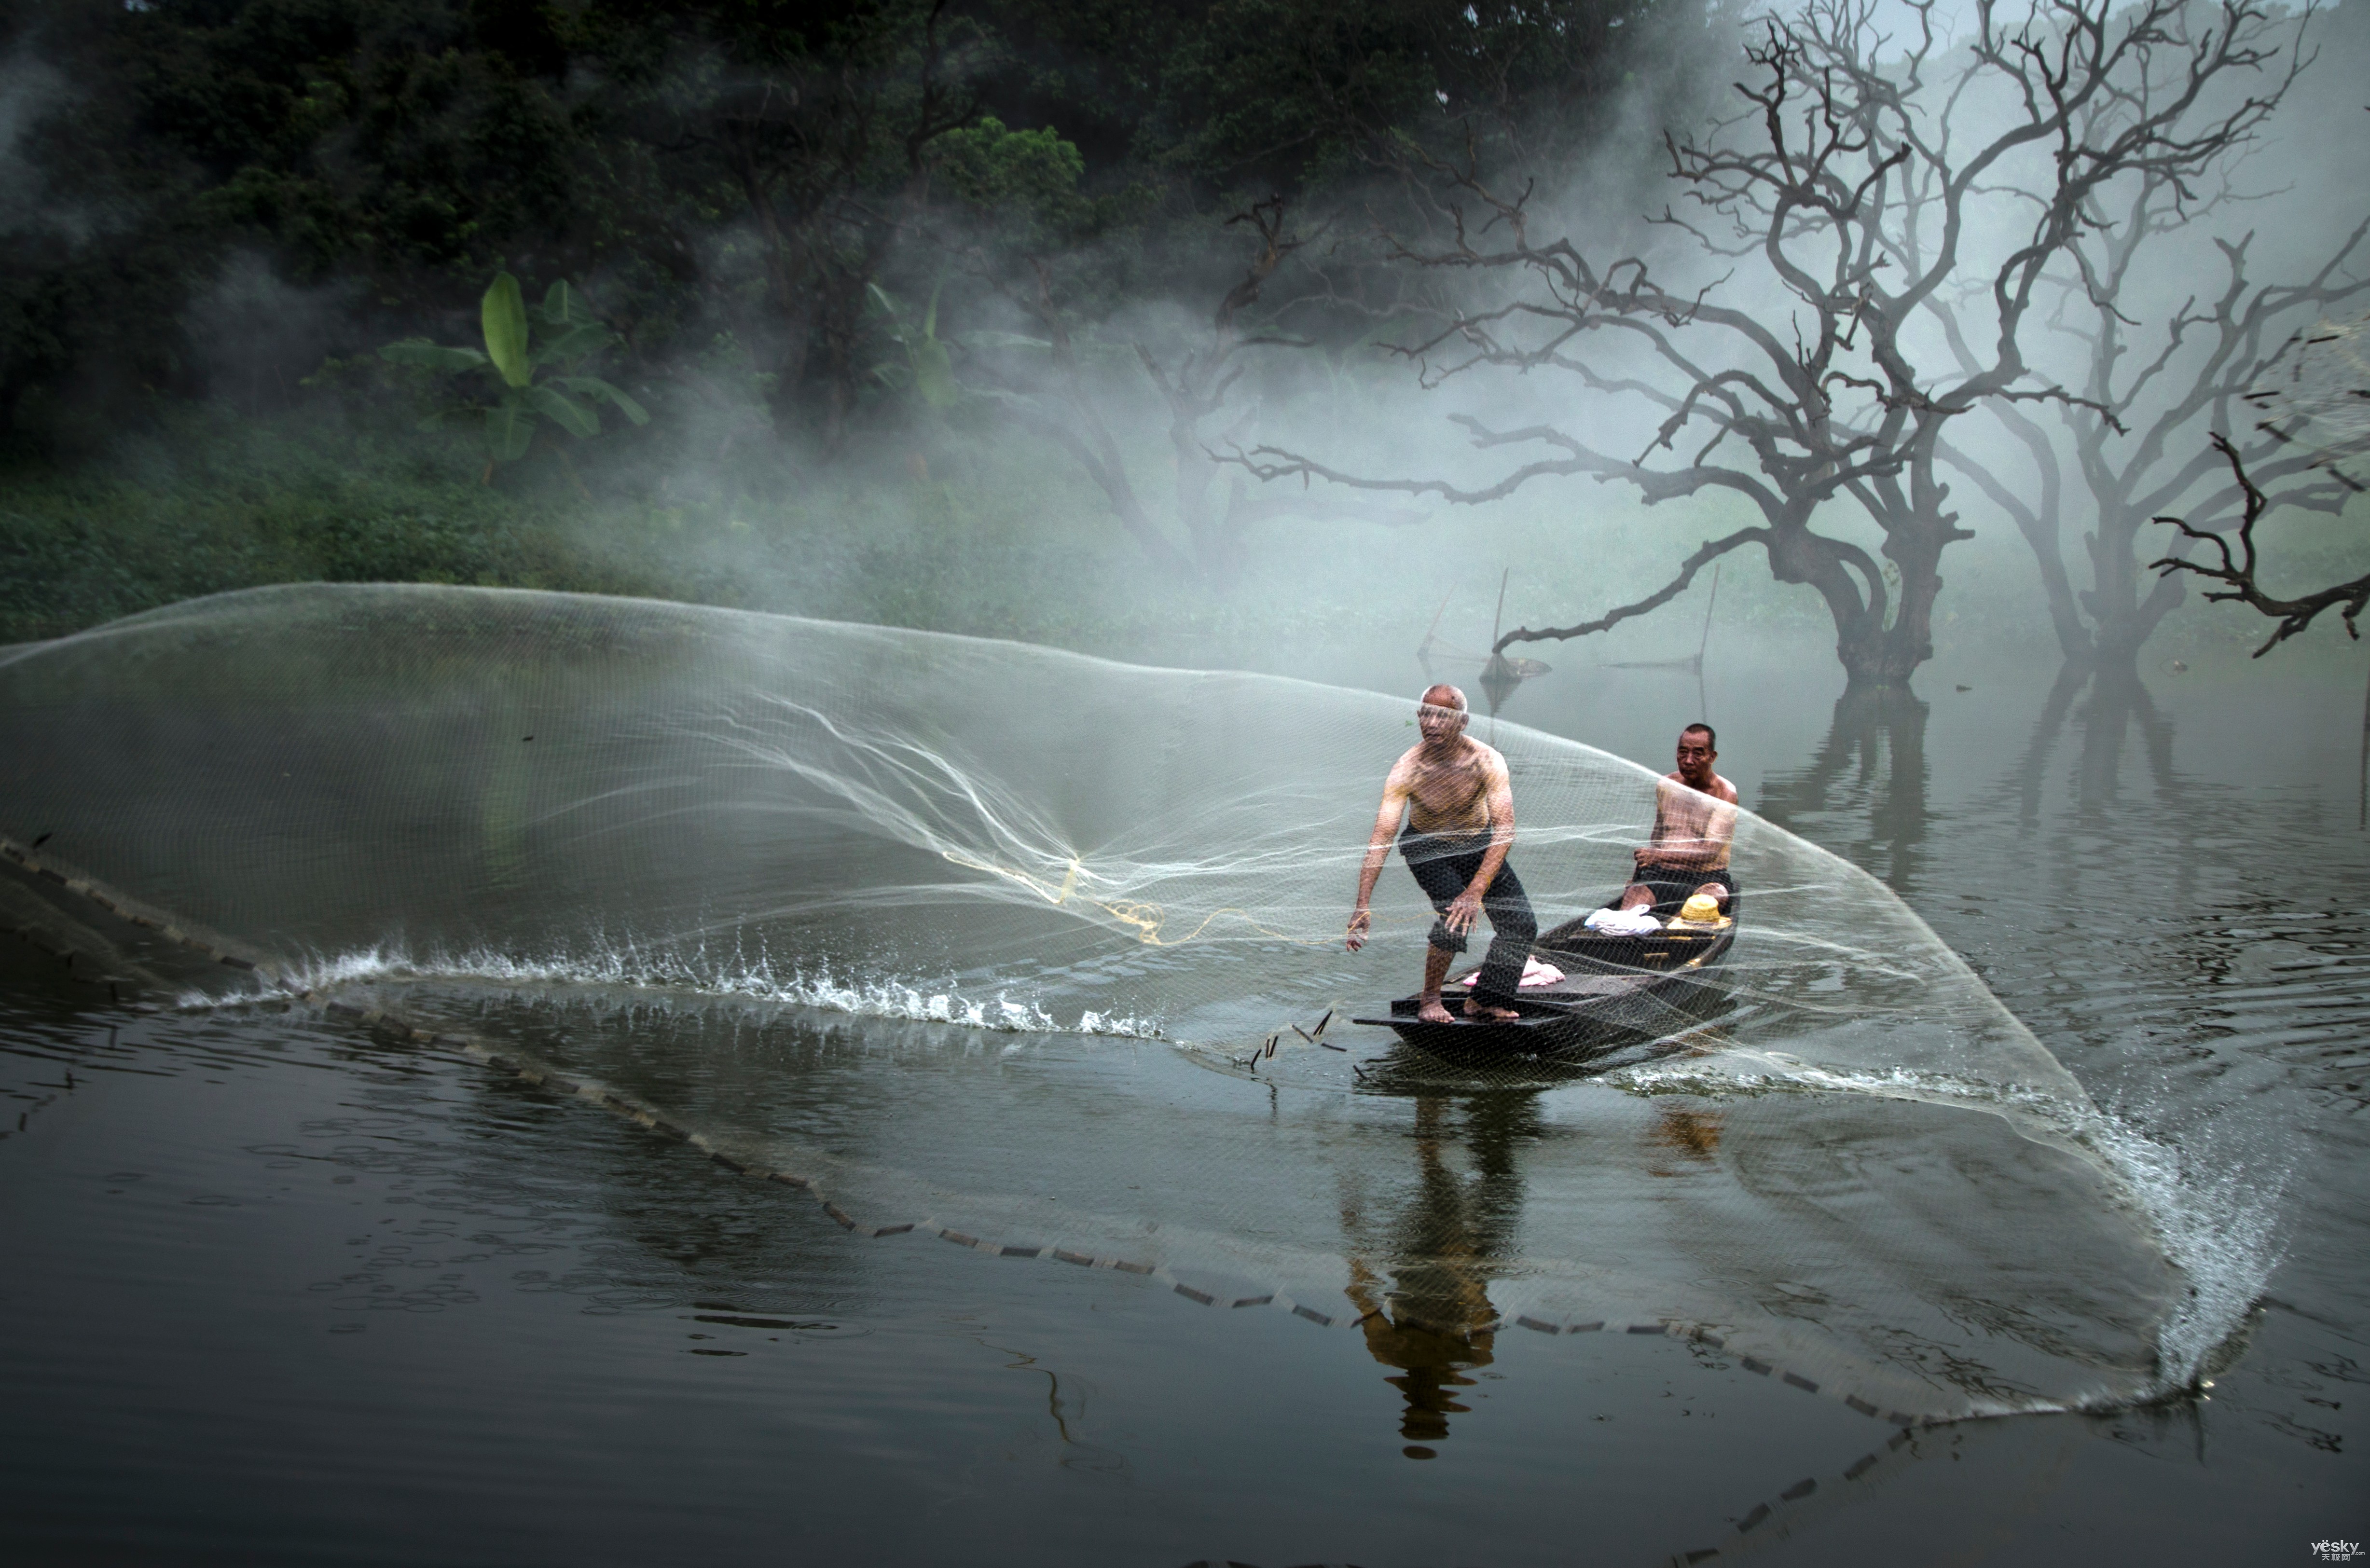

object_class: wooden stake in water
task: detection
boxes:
[1417,589,1453,679]
[1697,562,1720,722]
[1480,569,1520,716]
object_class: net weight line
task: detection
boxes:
[1182,1413,1957,1568]
[0,824,1961,1439]
[1,832,289,995]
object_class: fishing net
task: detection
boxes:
[0,584,2190,1425]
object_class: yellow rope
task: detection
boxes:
[939,849,1326,948]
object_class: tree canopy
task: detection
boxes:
[0,0,1702,453]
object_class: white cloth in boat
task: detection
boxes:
[1454,954,1567,990]
[1583,906,1662,936]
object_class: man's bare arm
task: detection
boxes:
[1702,792,1738,865]
[1346,756,1413,949]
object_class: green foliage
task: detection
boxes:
[482,272,534,389]
[866,283,959,408]
[0,0,1695,454]
[382,273,649,471]
[0,408,691,645]
[0,0,1740,646]
[930,115,1117,252]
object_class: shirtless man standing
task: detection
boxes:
[1346,684,1537,1025]
[1618,723,1740,916]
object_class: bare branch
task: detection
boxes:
[1497,528,1768,649]
[2151,434,2370,655]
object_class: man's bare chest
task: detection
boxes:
[1656,776,1732,829]
[1409,754,1489,811]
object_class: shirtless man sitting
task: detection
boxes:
[1346,684,1537,1025]
[1619,723,1740,917]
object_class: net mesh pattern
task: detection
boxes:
[0,584,2186,1420]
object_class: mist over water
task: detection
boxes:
[4,0,2368,1559]
[1,577,2363,1566]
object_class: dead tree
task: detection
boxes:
[1232,0,2300,688]
[2153,432,2370,653]
[973,198,1423,581]
[1930,4,2358,669]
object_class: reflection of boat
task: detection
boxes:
[1354,899,1737,1059]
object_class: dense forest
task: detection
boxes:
[2,0,1696,441]
[1,0,2363,678]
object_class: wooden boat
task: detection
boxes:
[1353,900,1738,1059]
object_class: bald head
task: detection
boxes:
[1417,683,1469,748]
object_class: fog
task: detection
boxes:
[6,0,2365,689]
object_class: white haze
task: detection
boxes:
[124,0,2370,666]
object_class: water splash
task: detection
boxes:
[179,943,1164,1040]
[1614,1049,2286,1398]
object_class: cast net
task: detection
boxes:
[0,584,2191,1424]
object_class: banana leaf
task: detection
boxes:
[527,384,600,439]
[537,279,600,329]
[482,273,534,388]
[553,375,651,426]
[913,339,958,406]
[484,398,537,461]
[956,330,1135,364]
[956,331,1053,352]
[534,322,615,364]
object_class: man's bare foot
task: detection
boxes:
[1416,998,1457,1025]
[1462,999,1521,1021]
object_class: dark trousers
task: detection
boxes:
[1401,830,1537,1007]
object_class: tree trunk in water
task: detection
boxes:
[1756,683,1931,892]
[2026,515,2097,665]
[1832,439,1976,689]
[2082,502,2188,664]
[1173,441,1223,584]
[1836,554,1944,690]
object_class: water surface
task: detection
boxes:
[1,614,2362,1566]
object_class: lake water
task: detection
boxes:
[1,609,2363,1567]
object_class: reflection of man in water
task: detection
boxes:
[1346,684,1537,1025]
[1618,723,1739,915]
[1343,1094,1531,1459]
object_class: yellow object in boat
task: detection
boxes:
[1678,893,1723,925]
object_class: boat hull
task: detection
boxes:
[1352,908,1737,1060]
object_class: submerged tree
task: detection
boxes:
[2153,430,2370,654]
[1235,0,2305,688]
[2149,314,2370,651]
[2147,316,2370,825]
[1929,2,2359,671]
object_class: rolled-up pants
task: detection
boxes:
[1401,829,1537,1009]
